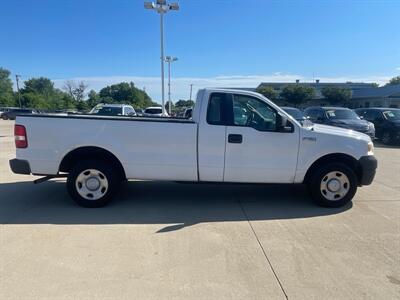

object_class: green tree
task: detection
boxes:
[98,82,153,108]
[21,77,73,110]
[280,85,315,107]
[0,67,16,106]
[87,90,100,108]
[256,86,277,101]
[175,99,195,108]
[386,76,400,86]
[321,87,352,106]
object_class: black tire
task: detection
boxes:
[67,160,120,208]
[381,131,392,145]
[308,163,357,208]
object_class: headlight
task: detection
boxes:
[368,142,374,154]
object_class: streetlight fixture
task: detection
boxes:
[165,55,178,115]
[144,0,179,116]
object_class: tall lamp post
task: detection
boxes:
[144,0,179,116]
[165,55,178,115]
[189,83,194,101]
[15,74,22,108]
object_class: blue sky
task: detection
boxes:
[1,0,399,101]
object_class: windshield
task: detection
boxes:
[95,107,122,116]
[283,108,305,120]
[383,110,400,120]
[325,109,360,120]
[145,108,162,114]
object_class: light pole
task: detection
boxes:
[144,0,179,116]
[15,75,22,108]
[189,83,194,101]
[165,55,178,115]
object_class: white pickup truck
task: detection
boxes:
[10,89,377,208]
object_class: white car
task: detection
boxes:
[10,88,377,208]
[90,104,136,117]
[143,106,169,117]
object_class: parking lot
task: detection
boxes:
[0,120,399,299]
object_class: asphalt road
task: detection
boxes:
[0,120,399,299]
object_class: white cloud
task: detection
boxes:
[52,73,394,103]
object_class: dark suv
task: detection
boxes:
[1,108,37,120]
[304,106,375,138]
[355,108,400,144]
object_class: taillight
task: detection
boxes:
[15,125,28,148]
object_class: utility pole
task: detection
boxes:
[189,84,194,101]
[144,0,179,116]
[15,75,22,108]
[165,56,178,115]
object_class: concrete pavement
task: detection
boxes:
[0,120,399,299]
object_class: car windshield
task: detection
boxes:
[145,108,162,114]
[283,108,304,120]
[96,107,122,116]
[325,109,359,120]
[383,110,400,120]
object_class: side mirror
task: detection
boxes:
[277,113,293,132]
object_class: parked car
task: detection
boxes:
[2,108,37,120]
[304,107,375,138]
[0,107,12,117]
[355,108,400,144]
[10,89,376,209]
[281,107,310,125]
[89,104,136,117]
[135,108,144,116]
[143,107,168,117]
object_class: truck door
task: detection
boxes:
[197,92,229,181]
[223,93,300,183]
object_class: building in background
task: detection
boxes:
[255,80,400,108]
[351,85,400,108]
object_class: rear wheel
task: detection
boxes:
[309,163,357,208]
[67,160,120,208]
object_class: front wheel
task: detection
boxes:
[67,160,120,208]
[308,163,357,208]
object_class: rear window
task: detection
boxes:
[96,107,123,116]
[207,93,227,125]
[145,108,162,114]
[16,109,33,113]
[283,108,304,120]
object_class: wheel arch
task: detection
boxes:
[59,146,126,180]
[303,153,362,185]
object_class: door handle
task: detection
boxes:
[228,134,243,144]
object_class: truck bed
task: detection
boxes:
[16,114,199,181]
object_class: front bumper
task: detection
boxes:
[9,159,31,175]
[358,156,377,185]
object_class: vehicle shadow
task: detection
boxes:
[0,180,352,231]
[374,142,400,149]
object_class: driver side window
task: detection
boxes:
[232,95,277,131]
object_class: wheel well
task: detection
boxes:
[303,153,362,185]
[59,147,126,180]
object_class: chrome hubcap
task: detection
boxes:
[76,169,109,200]
[320,171,350,201]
